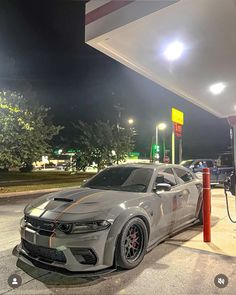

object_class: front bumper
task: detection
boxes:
[17,221,115,273]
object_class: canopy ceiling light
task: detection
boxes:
[164,41,184,61]
[209,82,226,95]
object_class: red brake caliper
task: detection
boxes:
[131,227,137,248]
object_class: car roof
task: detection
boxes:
[111,163,185,170]
[182,159,215,162]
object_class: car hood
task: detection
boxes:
[24,187,145,220]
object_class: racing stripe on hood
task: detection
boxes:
[49,191,102,247]
[53,191,102,221]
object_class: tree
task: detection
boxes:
[0,90,63,170]
[73,120,134,171]
[113,126,134,164]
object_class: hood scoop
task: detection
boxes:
[53,198,73,203]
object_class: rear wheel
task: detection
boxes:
[116,217,148,269]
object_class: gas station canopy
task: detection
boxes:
[85,0,236,118]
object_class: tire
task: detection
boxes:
[116,217,148,270]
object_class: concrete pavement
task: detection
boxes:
[167,189,236,257]
[0,189,236,295]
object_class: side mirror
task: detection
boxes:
[153,183,171,192]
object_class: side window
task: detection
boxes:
[194,161,200,168]
[206,161,213,168]
[194,161,207,168]
[174,168,194,184]
[156,168,177,187]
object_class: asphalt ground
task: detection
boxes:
[0,190,236,295]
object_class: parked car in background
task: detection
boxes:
[40,162,57,170]
[181,157,233,186]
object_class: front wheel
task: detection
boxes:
[116,217,148,269]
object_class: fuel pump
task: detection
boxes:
[224,173,236,223]
[224,118,236,223]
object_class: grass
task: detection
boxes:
[0,171,95,193]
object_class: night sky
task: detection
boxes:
[0,0,231,159]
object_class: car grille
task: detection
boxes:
[25,215,55,232]
[70,248,97,265]
[22,239,66,264]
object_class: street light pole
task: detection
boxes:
[155,123,167,162]
[155,125,159,149]
[172,124,175,164]
[163,130,166,162]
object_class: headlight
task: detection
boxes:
[57,223,73,234]
[71,220,111,234]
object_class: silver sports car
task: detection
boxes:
[15,164,203,274]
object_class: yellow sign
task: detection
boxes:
[172,108,184,125]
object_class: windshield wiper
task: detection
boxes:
[87,185,122,191]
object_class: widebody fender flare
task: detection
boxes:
[103,207,151,266]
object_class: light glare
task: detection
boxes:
[128,118,134,125]
[209,82,226,95]
[164,41,184,61]
[158,123,167,130]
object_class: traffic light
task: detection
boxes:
[152,144,160,154]
[151,144,160,160]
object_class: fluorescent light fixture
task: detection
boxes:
[234,105,236,110]
[164,41,184,61]
[209,82,226,95]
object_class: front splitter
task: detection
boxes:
[12,244,116,278]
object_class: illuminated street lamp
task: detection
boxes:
[127,118,137,136]
[128,118,134,125]
[155,123,167,162]
[158,123,167,131]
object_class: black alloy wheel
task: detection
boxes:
[116,217,148,269]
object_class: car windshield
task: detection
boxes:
[180,160,194,168]
[84,167,153,192]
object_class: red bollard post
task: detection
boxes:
[203,168,211,242]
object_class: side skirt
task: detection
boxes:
[146,218,200,253]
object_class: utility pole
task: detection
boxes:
[114,104,125,165]
[114,104,124,131]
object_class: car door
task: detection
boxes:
[205,160,218,184]
[151,168,184,240]
[173,167,199,226]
